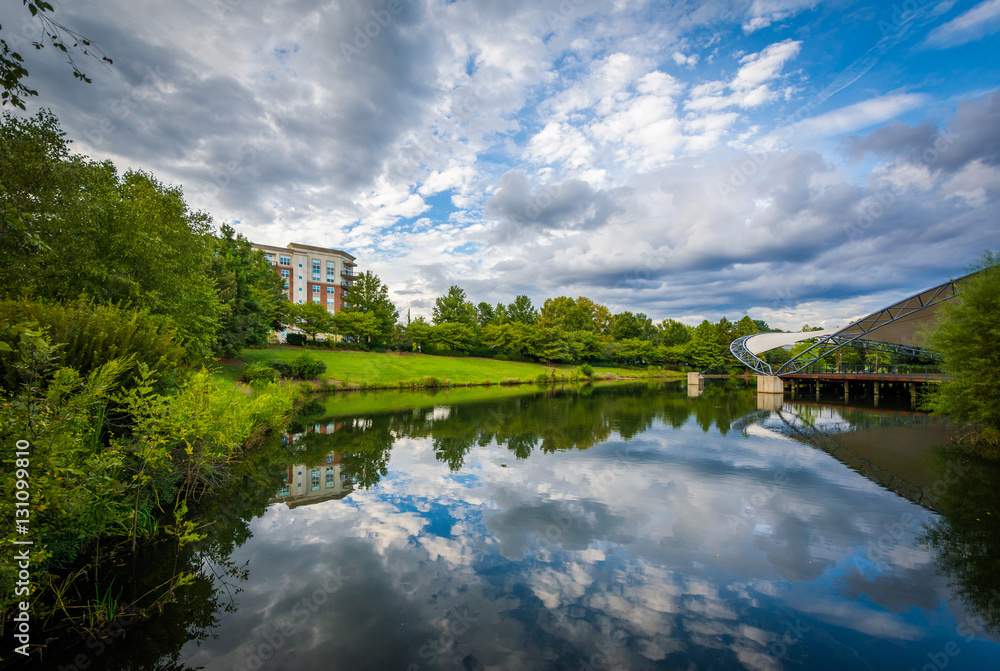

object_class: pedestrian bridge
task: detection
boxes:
[730,273,971,377]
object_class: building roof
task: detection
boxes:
[287,242,356,260]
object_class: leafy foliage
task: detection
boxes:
[1,111,222,358]
[1,1,112,109]
[211,224,288,358]
[341,270,398,347]
[0,299,187,391]
[928,252,1000,455]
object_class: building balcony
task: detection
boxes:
[341,281,352,288]
[341,269,355,278]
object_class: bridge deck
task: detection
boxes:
[783,372,944,383]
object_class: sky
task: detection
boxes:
[2,0,999,330]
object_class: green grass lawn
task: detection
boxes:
[213,346,683,388]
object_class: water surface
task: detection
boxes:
[46,381,1000,670]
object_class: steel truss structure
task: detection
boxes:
[730,274,970,376]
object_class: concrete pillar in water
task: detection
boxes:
[757,375,784,394]
[815,381,821,400]
[687,372,704,397]
[910,383,918,408]
[874,381,880,407]
[844,380,849,403]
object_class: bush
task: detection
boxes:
[268,354,326,379]
[292,354,326,379]
[241,362,279,384]
[579,363,594,378]
[285,333,307,346]
[0,299,187,391]
[536,372,552,385]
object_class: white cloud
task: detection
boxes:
[923,0,1000,48]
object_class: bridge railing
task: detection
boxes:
[793,364,946,379]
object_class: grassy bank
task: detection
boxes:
[214,346,685,389]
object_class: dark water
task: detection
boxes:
[39,381,1000,670]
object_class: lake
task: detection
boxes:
[40,380,1000,670]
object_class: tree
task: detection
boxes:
[476,301,496,327]
[433,286,477,327]
[1,111,222,358]
[290,301,332,343]
[332,310,378,343]
[752,319,774,333]
[429,322,476,353]
[576,297,612,334]
[658,319,692,347]
[689,320,725,371]
[611,311,654,341]
[210,224,287,358]
[341,271,398,347]
[507,295,538,325]
[407,317,433,352]
[928,252,1000,454]
[735,316,759,339]
[2,1,112,109]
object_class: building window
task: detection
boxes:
[311,469,320,491]
[278,484,290,497]
[298,263,303,267]
[312,259,321,281]
[264,254,274,265]
[279,255,290,266]
[280,269,290,278]
[327,286,336,294]
[326,467,334,487]
[327,298,335,308]
[326,261,336,281]
[312,285,320,294]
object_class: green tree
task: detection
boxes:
[341,270,398,347]
[507,295,538,325]
[1,111,222,358]
[210,224,287,358]
[332,310,379,343]
[429,322,476,353]
[611,311,654,341]
[290,301,332,343]
[735,316,759,338]
[433,286,477,327]
[476,301,496,327]
[928,253,1000,454]
[690,320,725,371]
[407,317,433,352]
[658,319,692,347]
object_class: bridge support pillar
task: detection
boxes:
[910,383,917,408]
[844,380,849,403]
[687,372,703,385]
[757,375,784,394]
[815,381,821,400]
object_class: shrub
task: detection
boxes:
[285,333,307,346]
[267,354,326,379]
[536,372,552,385]
[241,362,279,384]
[0,299,187,391]
[579,363,594,378]
[292,354,326,379]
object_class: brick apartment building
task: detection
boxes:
[251,241,357,313]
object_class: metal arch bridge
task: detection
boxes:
[730,273,972,376]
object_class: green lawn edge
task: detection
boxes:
[210,346,685,389]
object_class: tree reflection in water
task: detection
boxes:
[923,453,1000,636]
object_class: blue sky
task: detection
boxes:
[3,0,999,329]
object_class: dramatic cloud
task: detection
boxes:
[3,0,998,330]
